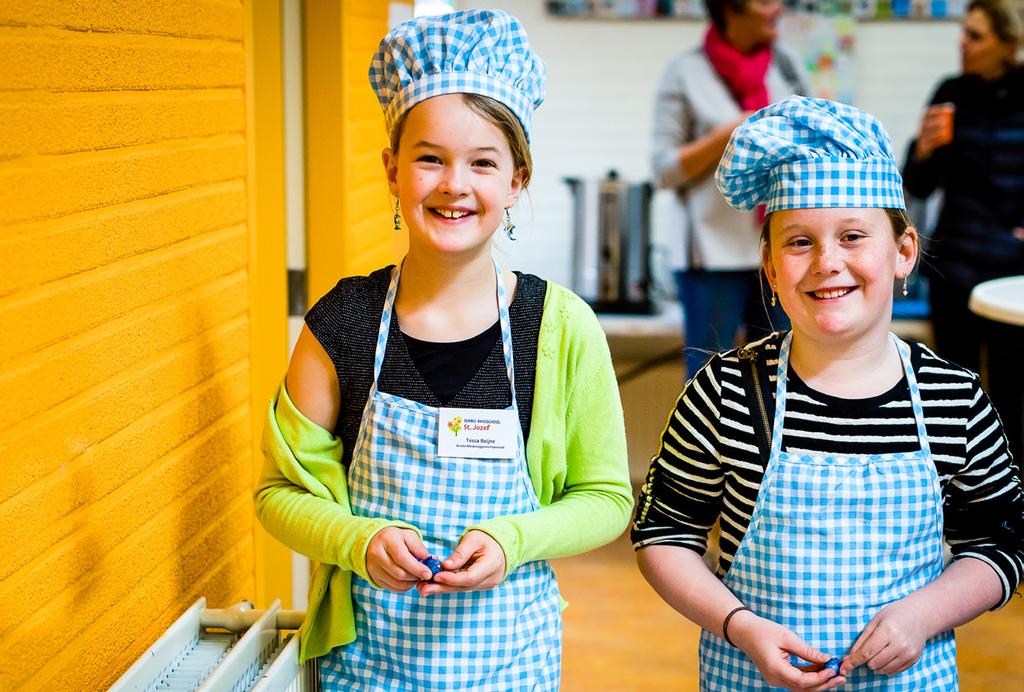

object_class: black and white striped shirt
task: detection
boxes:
[631,332,1024,607]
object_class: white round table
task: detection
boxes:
[968,276,1024,327]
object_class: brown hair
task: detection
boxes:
[388,94,533,188]
[967,0,1024,51]
[704,0,750,31]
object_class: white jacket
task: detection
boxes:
[651,45,808,271]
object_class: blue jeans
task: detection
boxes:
[674,269,788,378]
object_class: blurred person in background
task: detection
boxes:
[651,0,809,379]
[904,0,1024,465]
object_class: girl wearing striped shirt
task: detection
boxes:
[633,96,1023,691]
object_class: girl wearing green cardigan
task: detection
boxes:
[255,10,631,690]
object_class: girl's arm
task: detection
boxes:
[453,289,634,577]
[285,326,342,431]
[424,319,633,593]
[638,546,843,692]
[841,558,1001,676]
[255,325,432,590]
[943,378,1024,606]
[844,374,1023,676]
[632,358,840,691]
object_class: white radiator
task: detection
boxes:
[109,598,318,692]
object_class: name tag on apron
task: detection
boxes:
[437,407,519,459]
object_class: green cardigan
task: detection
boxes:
[255,281,633,662]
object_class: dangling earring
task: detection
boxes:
[393,197,401,231]
[504,208,516,241]
[770,287,777,307]
[902,275,909,297]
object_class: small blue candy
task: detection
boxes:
[420,556,443,576]
[824,658,841,676]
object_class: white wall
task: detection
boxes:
[465,1,960,287]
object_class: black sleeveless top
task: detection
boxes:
[403,321,502,404]
[305,266,547,468]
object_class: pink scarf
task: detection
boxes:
[703,25,772,111]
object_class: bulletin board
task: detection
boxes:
[781,11,857,103]
[545,0,968,103]
[798,0,967,18]
[545,0,967,19]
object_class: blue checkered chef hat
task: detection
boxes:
[369,9,546,142]
[715,96,905,214]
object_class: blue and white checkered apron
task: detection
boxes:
[319,259,562,691]
[699,332,957,690]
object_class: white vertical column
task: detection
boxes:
[283,0,310,611]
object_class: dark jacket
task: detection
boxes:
[903,66,1024,289]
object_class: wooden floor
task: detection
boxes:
[553,533,1024,691]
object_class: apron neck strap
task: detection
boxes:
[893,334,931,456]
[371,261,403,388]
[770,332,793,459]
[493,258,518,407]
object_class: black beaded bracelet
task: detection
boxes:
[722,606,752,647]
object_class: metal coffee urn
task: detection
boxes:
[564,170,654,313]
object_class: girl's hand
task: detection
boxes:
[730,611,847,691]
[417,530,506,596]
[841,600,930,676]
[365,526,433,592]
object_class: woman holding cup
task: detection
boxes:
[903,0,1024,464]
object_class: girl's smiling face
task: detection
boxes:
[764,207,918,346]
[383,94,523,259]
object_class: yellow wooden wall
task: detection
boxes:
[306,0,409,306]
[0,1,286,688]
